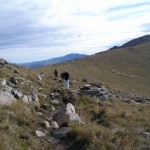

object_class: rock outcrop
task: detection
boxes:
[53,103,83,127]
[0,90,16,106]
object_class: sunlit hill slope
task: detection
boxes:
[40,39,150,96]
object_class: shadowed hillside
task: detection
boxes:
[39,42,150,96]
[121,35,150,48]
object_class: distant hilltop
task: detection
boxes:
[20,53,87,69]
[109,34,150,50]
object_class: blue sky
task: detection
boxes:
[0,0,149,63]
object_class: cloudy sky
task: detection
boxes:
[0,0,150,63]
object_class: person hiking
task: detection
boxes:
[60,71,64,80]
[63,69,70,88]
[54,69,58,77]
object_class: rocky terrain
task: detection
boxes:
[0,58,150,150]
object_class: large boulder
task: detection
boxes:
[53,103,83,126]
[0,90,16,106]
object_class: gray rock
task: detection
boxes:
[80,84,91,90]
[52,121,59,129]
[53,127,71,139]
[3,85,13,93]
[0,79,6,86]
[50,92,60,99]
[22,95,31,103]
[133,128,150,138]
[0,59,7,65]
[31,89,40,106]
[53,103,83,126]
[37,74,44,81]
[50,100,60,105]
[0,90,16,106]
[35,130,45,137]
[11,89,23,99]
[10,77,17,85]
[44,120,51,129]
[14,77,26,82]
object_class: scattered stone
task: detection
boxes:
[44,120,51,129]
[22,95,32,103]
[31,89,40,106]
[0,79,6,86]
[11,89,23,99]
[35,130,45,137]
[37,74,44,81]
[50,100,60,106]
[50,92,60,99]
[80,84,111,100]
[53,103,83,127]
[133,128,150,138]
[80,84,91,90]
[53,127,71,139]
[52,121,59,129]
[3,85,13,93]
[10,77,17,85]
[90,83,102,88]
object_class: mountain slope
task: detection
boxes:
[20,53,87,69]
[40,42,150,96]
[121,34,150,48]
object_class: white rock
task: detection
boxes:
[52,121,59,129]
[0,91,16,106]
[0,79,6,86]
[35,130,45,137]
[53,103,82,126]
[44,120,50,129]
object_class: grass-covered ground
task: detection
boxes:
[0,42,150,149]
[0,94,149,150]
[66,95,150,150]
[39,42,150,97]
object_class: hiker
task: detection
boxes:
[63,69,70,88]
[54,69,58,77]
[60,71,64,80]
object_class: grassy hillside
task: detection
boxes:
[38,42,150,96]
[0,47,150,149]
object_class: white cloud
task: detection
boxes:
[0,0,150,63]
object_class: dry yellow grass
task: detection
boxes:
[38,42,150,96]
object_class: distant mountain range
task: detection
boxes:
[20,35,150,69]
[20,53,87,69]
[109,35,150,50]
